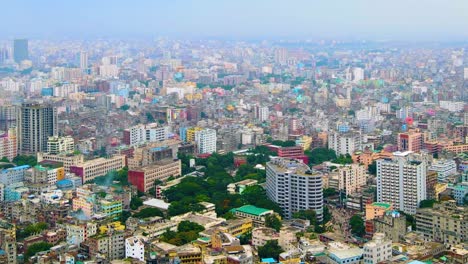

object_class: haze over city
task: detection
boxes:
[3,0,468,40]
[0,1,467,264]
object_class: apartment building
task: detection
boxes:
[337,164,367,196]
[37,152,84,172]
[363,233,392,264]
[195,128,217,154]
[123,123,170,146]
[415,200,467,246]
[266,157,323,221]
[0,128,17,162]
[47,135,75,154]
[377,151,427,215]
[328,130,362,155]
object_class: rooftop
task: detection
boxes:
[371,202,392,209]
[231,205,272,216]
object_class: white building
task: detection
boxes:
[337,164,367,196]
[124,123,170,146]
[353,67,364,82]
[377,151,427,215]
[125,236,146,261]
[0,165,30,185]
[254,105,269,122]
[47,136,74,154]
[429,159,457,183]
[80,51,88,70]
[328,131,362,156]
[195,128,217,154]
[363,233,392,264]
[266,157,323,220]
[439,101,465,112]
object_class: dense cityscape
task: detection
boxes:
[1,2,468,264]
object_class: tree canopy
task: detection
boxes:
[13,155,37,167]
[258,240,283,260]
[349,215,365,237]
[305,148,337,165]
[133,207,164,219]
[265,214,282,232]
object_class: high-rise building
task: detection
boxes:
[353,67,364,82]
[337,164,367,196]
[377,151,427,215]
[0,105,17,132]
[254,105,269,122]
[195,128,217,154]
[17,103,58,155]
[13,39,28,63]
[328,131,362,155]
[363,233,392,264]
[80,51,88,70]
[266,157,323,220]
[397,130,423,153]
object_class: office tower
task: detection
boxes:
[0,105,17,131]
[328,130,362,155]
[80,51,88,70]
[363,233,392,264]
[13,39,28,63]
[17,103,58,155]
[195,128,217,154]
[397,130,423,153]
[266,157,323,221]
[254,105,269,122]
[377,151,427,215]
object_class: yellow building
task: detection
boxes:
[433,183,448,201]
[295,136,313,151]
[186,127,203,142]
[218,218,253,237]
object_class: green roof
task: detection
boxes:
[231,205,271,216]
[372,202,392,209]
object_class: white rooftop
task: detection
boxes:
[143,198,170,210]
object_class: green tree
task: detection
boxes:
[305,148,337,165]
[368,161,377,175]
[265,214,282,232]
[0,157,9,162]
[419,199,436,208]
[258,240,283,260]
[25,242,52,260]
[133,207,164,219]
[292,209,317,226]
[130,196,143,210]
[119,211,132,224]
[12,155,37,166]
[349,215,365,237]
[120,104,130,111]
[178,220,205,233]
[323,188,337,198]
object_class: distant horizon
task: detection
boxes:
[2,0,468,41]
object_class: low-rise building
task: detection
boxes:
[128,159,181,193]
[365,202,393,221]
[69,155,126,182]
[125,236,146,261]
[230,205,275,227]
[363,233,392,264]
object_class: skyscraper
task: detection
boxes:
[13,39,28,63]
[377,151,427,215]
[266,157,323,220]
[17,103,58,155]
[80,51,88,70]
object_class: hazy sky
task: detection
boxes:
[3,0,468,40]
